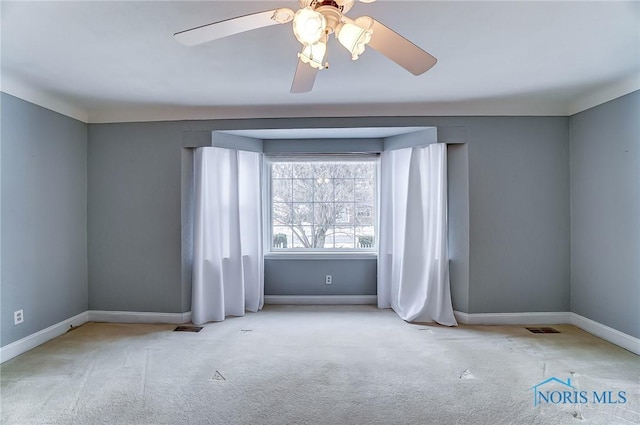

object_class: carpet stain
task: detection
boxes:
[212,371,226,381]
[240,329,253,334]
[141,349,150,395]
[418,328,434,334]
[459,369,476,380]
[71,360,97,412]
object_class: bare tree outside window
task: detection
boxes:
[270,160,376,250]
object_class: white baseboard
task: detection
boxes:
[453,311,572,326]
[88,310,192,324]
[571,313,640,356]
[265,295,377,305]
[1,310,192,363]
[0,311,89,363]
[453,310,639,355]
[3,308,636,364]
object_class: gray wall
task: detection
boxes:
[88,123,209,313]
[447,144,470,312]
[88,116,570,316]
[5,91,637,345]
[570,90,640,338]
[1,93,88,346]
[464,117,570,313]
[265,258,377,295]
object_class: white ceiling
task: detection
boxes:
[1,1,639,123]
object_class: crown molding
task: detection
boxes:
[86,99,570,123]
[3,74,637,124]
[568,73,640,116]
[1,75,89,123]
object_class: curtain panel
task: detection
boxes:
[192,147,263,324]
[378,143,457,326]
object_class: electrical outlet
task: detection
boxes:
[14,310,24,325]
[325,275,332,285]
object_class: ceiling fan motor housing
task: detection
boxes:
[316,6,343,35]
[300,0,355,14]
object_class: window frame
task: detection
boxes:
[263,154,380,257]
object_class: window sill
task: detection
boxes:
[264,252,378,260]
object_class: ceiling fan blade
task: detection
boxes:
[291,60,318,93]
[368,19,437,75]
[174,9,293,47]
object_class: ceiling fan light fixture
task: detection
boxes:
[293,7,327,45]
[272,8,295,24]
[175,2,437,94]
[298,38,327,70]
[337,16,374,60]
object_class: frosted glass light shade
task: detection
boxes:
[293,7,327,45]
[298,40,327,70]
[337,16,374,60]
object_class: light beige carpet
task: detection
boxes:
[1,305,638,424]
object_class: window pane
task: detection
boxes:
[334,203,354,225]
[313,178,334,202]
[313,162,332,179]
[293,179,313,202]
[272,179,292,202]
[314,203,334,227]
[272,163,292,179]
[292,226,313,248]
[356,227,375,248]
[334,226,355,248]
[334,179,354,202]
[333,163,354,178]
[292,203,313,225]
[354,179,374,203]
[315,226,335,248]
[353,162,374,179]
[273,227,291,248]
[293,163,313,178]
[273,202,292,225]
[355,204,374,225]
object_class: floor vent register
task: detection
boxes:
[174,326,203,333]
[525,327,560,334]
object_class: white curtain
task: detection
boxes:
[192,147,263,325]
[378,143,457,326]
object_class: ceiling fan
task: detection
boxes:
[174,0,437,93]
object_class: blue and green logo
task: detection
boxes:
[530,376,627,407]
